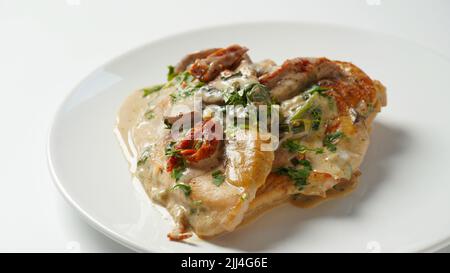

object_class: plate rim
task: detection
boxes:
[47,20,450,253]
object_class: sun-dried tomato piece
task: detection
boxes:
[166,119,222,172]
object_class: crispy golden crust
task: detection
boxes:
[259,58,336,85]
[324,62,378,115]
[258,58,343,102]
[120,45,387,241]
[241,60,387,224]
[242,171,361,226]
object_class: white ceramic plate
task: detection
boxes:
[48,22,450,252]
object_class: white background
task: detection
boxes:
[0,0,449,252]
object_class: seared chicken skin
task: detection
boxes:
[116,45,386,240]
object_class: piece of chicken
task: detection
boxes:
[243,60,387,222]
[188,129,274,238]
[259,57,343,102]
[133,97,274,239]
[175,48,220,74]
[116,44,387,241]
[189,45,249,82]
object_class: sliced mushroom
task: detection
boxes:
[198,86,225,105]
[199,60,259,105]
[163,110,202,128]
[175,48,220,74]
[189,44,249,82]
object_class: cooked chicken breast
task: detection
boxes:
[115,45,387,240]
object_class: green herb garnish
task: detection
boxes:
[302,85,329,100]
[276,160,312,190]
[137,148,151,167]
[311,107,322,130]
[165,142,187,181]
[174,71,193,84]
[170,167,185,182]
[142,84,164,97]
[165,141,179,157]
[224,88,247,106]
[323,131,345,152]
[224,83,271,106]
[172,182,191,196]
[144,110,155,120]
[282,139,324,154]
[171,86,197,101]
[169,71,205,102]
[245,83,272,106]
[167,65,177,81]
[211,170,225,187]
[290,92,319,122]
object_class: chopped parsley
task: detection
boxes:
[171,167,186,182]
[289,85,329,124]
[323,131,345,152]
[165,141,180,157]
[224,86,247,106]
[302,85,329,100]
[169,71,205,102]
[211,170,225,187]
[142,84,164,97]
[170,86,199,101]
[276,160,312,190]
[290,92,319,122]
[245,83,272,106]
[141,65,184,98]
[311,107,322,130]
[173,71,194,84]
[137,148,151,167]
[167,65,177,81]
[172,182,191,196]
[282,139,324,154]
[304,85,336,113]
[288,87,331,133]
[165,142,187,181]
[224,83,272,106]
[144,110,155,120]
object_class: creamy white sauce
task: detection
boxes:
[114,57,383,240]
